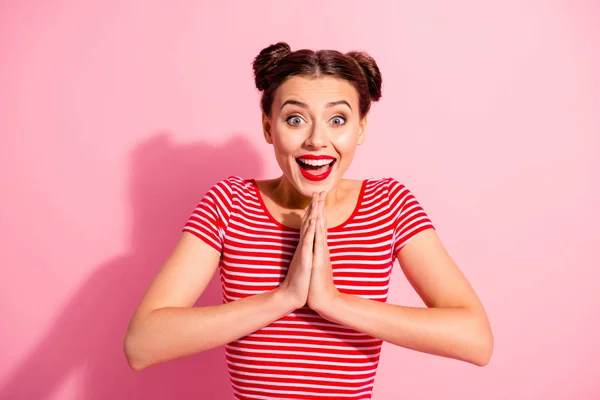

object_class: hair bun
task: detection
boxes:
[253,42,292,91]
[346,51,382,101]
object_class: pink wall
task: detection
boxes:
[1,1,599,399]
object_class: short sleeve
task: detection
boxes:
[387,178,435,256]
[182,177,234,255]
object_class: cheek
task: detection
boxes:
[333,129,360,153]
[272,127,303,154]
[271,134,298,166]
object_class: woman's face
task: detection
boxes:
[263,75,367,198]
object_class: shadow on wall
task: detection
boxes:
[0,132,264,399]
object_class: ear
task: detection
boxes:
[357,115,367,145]
[262,113,273,144]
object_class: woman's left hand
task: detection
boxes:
[307,191,340,313]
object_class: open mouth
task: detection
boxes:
[296,157,336,181]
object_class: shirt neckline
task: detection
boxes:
[249,178,368,232]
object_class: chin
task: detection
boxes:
[279,158,345,196]
[292,172,340,197]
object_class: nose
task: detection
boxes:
[304,122,328,149]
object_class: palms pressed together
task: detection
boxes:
[307,191,339,312]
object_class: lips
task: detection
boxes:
[297,155,335,161]
[296,155,336,182]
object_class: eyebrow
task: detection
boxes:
[280,99,352,111]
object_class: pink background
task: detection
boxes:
[1,1,599,399]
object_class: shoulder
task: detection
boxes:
[379,177,412,198]
[359,177,407,198]
[362,177,417,213]
[358,177,404,188]
[381,177,405,190]
[198,176,256,215]
[207,175,255,198]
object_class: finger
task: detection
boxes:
[302,217,317,258]
[320,195,326,229]
[303,193,316,223]
[322,194,327,236]
[298,213,311,248]
[317,195,329,248]
[305,195,314,218]
[300,193,317,237]
[307,194,319,228]
[313,217,323,265]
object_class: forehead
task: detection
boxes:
[273,75,359,108]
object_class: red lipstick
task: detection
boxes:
[296,155,336,182]
[298,155,335,160]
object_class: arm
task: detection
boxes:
[123,232,297,371]
[314,228,494,367]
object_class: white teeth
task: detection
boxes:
[298,158,334,167]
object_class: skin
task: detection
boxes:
[260,75,367,220]
[123,75,493,372]
[263,75,494,366]
[308,192,494,366]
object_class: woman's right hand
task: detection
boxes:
[278,192,319,310]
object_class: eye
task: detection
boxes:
[286,115,305,126]
[330,116,346,126]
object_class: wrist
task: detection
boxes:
[310,287,341,318]
[272,285,303,313]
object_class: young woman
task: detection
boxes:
[124,42,493,399]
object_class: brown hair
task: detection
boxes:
[252,42,382,119]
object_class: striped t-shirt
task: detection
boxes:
[183,175,435,400]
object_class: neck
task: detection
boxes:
[273,175,341,210]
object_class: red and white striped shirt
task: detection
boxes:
[183,175,435,400]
